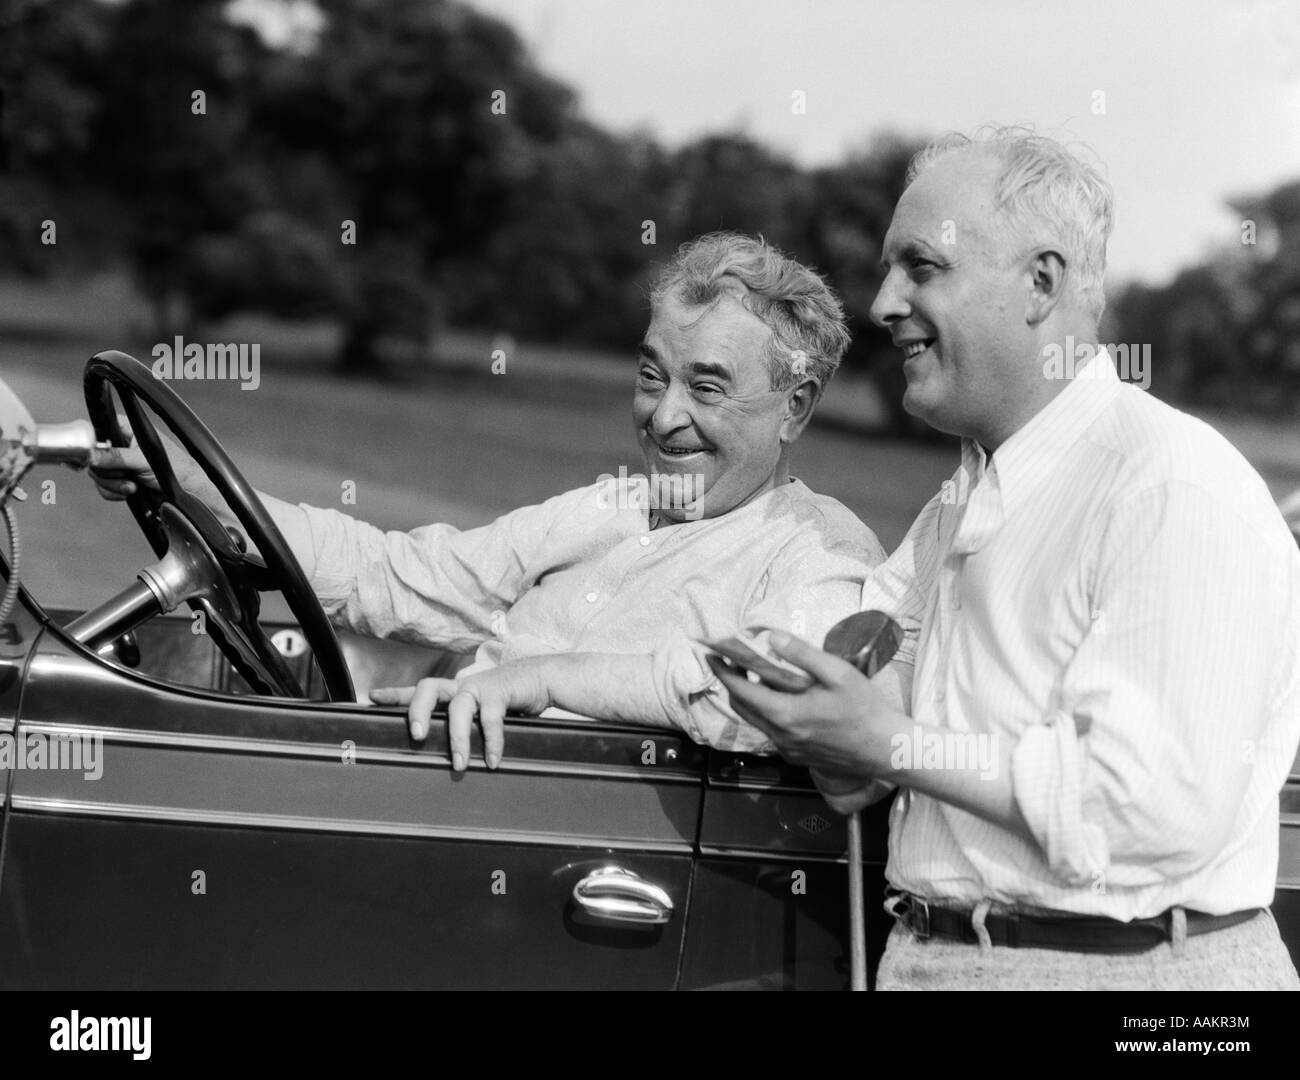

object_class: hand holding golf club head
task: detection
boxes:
[705,609,902,690]
[822,610,903,678]
[705,609,903,994]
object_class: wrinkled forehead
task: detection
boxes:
[883,153,1005,261]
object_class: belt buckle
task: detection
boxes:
[885,891,931,940]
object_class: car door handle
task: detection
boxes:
[572,866,674,925]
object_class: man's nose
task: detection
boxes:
[648,381,694,435]
[869,269,909,329]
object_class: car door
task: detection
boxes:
[0,622,706,990]
[682,752,893,990]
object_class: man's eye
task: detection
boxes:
[636,368,664,387]
[692,384,724,399]
[909,260,938,280]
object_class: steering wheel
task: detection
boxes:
[83,350,355,702]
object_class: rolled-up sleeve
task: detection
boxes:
[652,517,886,752]
[1011,479,1300,886]
[649,638,777,753]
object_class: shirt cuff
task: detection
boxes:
[1011,710,1110,885]
[650,639,777,753]
[259,495,318,580]
[291,503,358,604]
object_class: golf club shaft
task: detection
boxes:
[848,808,866,989]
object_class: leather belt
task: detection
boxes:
[884,890,1263,954]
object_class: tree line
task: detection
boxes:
[2,0,1295,430]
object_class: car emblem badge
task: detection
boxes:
[799,813,831,836]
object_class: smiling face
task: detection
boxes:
[634,291,804,522]
[870,152,1040,445]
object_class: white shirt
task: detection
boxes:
[865,349,1300,919]
[279,476,884,752]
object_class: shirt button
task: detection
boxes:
[639,536,650,547]
[585,591,598,603]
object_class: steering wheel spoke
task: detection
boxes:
[194,596,304,698]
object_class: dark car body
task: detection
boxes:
[0,586,905,989]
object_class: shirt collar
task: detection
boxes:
[966,346,1125,525]
[645,475,803,530]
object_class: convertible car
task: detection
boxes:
[0,352,1295,990]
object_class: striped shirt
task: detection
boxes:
[283,476,885,752]
[865,349,1300,919]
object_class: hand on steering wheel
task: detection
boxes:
[83,350,355,702]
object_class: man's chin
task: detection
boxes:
[904,392,970,440]
[901,384,935,421]
[902,386,958,435]
[642,467,710,522]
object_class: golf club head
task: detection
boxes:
[703,610,902,691]
[822,610,902,677]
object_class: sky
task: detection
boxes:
[459,0,1300,288]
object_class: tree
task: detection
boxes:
[85,0,273,336]
[807,134,932,436]
[0,0,121,277]
[262,0,578,374]
[1110,176,1300,414]
[441,123,668,346]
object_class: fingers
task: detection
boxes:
[704,635,813,692]
[476,687,506,771]
[89,466,136,500]
[89,444,156,501]
[410,678,457,741]
[368,685,415,705]
[447,684,506,772]
[374,678,505,772]
[89,445,147,474]
[704,654,788,740]
[763,629,857,687]
[370,678,455,742]
[92,479,134,501]
[447,689,475,772]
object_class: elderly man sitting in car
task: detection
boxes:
[94,232,885,770]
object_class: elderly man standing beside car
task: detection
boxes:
[709,129,1300,990]
[96,232,885,767]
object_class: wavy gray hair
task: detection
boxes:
[649,232,850,394]
[907,126,1115,321]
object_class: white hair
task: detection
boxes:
[650,232,850,393]
[907,126,1115,321]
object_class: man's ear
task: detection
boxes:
[781,377,822,443]
[1025,248,1067,326]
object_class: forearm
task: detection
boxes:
[250,490,317,577]
[186,468,317,579]
[531,653,678,729]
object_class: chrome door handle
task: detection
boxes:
[572,866,674,925]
